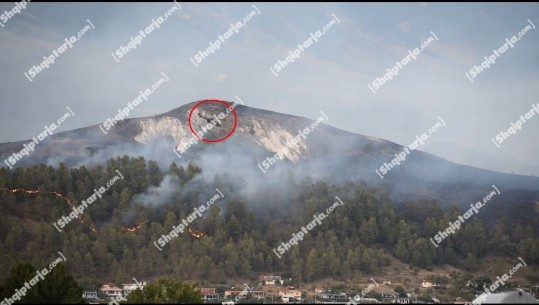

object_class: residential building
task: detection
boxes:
[199,287,220,301]
[100,284,123,298]
[318,293,347,301]
[259,274,282,285]
[315,286,325,294]
[224,290,243,298]
[421,280,439,288]
[122,281,146,296]
[279,287,301,304]
[199,287,217,295]
[381,289,399,299]
[82,291,98,300]
[475,290,537,304]
[391,298,410,304]
[252,291,266,300]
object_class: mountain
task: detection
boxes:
[1,100,538,290]
[1,100,539,210]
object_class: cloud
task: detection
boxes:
[20,9,39,21]
[178,10,191,21]
[397,21,411,34]
[212,74,228,82]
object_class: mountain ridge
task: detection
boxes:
[0,101,538,210]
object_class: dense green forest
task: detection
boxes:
[0,262,84,304]
[0,156,537,287]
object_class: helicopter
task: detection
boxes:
[198,112,221,127]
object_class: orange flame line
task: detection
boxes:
[122,220,149,233]
[0,187,101,232]
[1,187,83,222]
[1,188,210,238]
[188,227,207,239]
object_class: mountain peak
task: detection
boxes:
[1,99,538,207]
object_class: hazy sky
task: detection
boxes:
[0,2,538,175]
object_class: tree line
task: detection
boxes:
[0,156,537,289]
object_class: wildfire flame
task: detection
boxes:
[122,222,207,238]
[1,187,84,223]
[122,220,149,233]
[188,227,206,239]
[1,188,209,238]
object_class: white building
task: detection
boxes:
[122,281,146,296]
[259,275,282,285]
[421,280,438,288]
[82,291,98,300]
[100,284,123,298]
[476,290,537,303]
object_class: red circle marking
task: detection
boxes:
[187,99,237,143]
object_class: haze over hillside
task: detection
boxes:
[1,100,539,212]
